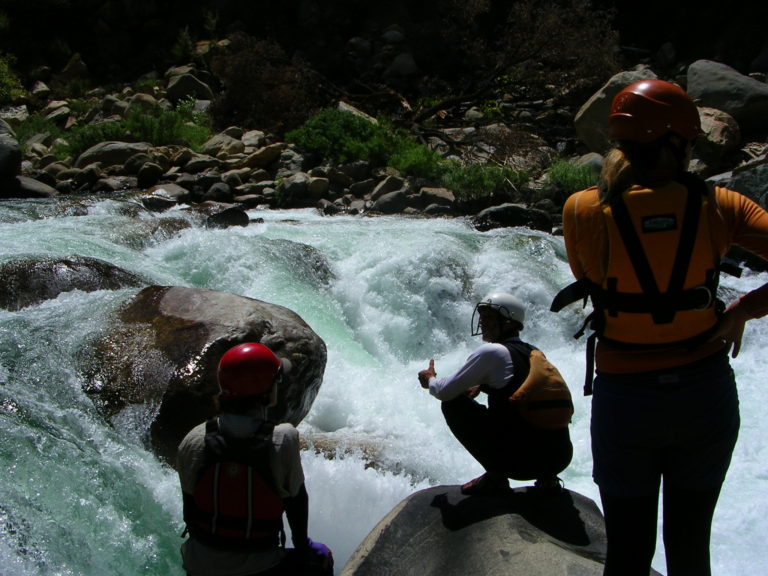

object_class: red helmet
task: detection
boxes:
[608,79,701,143]
[217,343,282,399]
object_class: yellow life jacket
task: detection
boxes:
[551,174,732,394]
[509,349,573,429]
[596,179,720,344]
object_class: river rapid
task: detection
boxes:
[1,196,766,575]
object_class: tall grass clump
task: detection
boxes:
[440,161,528,203]
[544,159,597,204]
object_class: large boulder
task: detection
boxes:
[472,203,553,233]
[687,60,768,136]
[166,73,215,103]
[342,485,663,576]
[0,256,146,310]
[696,107,742,169]
[80,285,327,463]
[574,68,657,154]
[75,141,152,169]
[0,131,21,183]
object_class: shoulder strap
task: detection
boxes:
[501,340,534,390]
[609,181,703,324]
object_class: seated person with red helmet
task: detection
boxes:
[177,342,333,576]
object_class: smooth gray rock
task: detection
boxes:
[574,68,657,154]
[75,141,152,169]
[80,285,327,463]
[0,256,145,310]
[473,203,553,233]
[342,485,663,576]
[687,59,768,135]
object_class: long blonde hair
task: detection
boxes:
[598,135,691,204]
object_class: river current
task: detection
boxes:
[1,196,766,575]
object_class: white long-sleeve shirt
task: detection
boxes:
[428,337,521,401]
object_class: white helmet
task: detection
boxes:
[471,292,526,335]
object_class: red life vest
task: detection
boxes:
[187,419,284,548]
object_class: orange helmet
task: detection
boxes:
[608,79,701,143]
[217,343,282,398]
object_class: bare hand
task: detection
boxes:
[418,359,436,389]
[707,300,751,358]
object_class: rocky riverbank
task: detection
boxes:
[1,58,767,240]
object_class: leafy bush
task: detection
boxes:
[60,120,127,157]
[389,140,443,180]
[440,161,528,202]
[15,114,62,150]
[544,159,597,196]
[123,98,210,150]
[289,107,528,200]
[16,97,212,159]
[0,52,24,105]
[286,108,382,164]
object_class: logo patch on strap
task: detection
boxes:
[642,214,677,233]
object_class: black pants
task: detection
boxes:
[600,482,722,576]
[187,548,332,576]
[441,394,572,480]
[592,351,739,576]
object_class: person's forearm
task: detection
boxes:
[734,284,768,319]
[283,483,309,548]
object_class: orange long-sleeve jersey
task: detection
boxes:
[562,182,768,374]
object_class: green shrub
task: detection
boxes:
[287,108,444,178]
[389,140,443,179]
[545,159,597,197]
[440,161,528,202]
[15,114,63,150]
[288,108,529,200]
[61,120,128,157]
[63,99,210,158]
[286,108,380,164]
[0,52,25,105]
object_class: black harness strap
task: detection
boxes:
[550,175,737,397]
[608,186,702,324]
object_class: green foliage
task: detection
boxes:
[122,98,211,150]
[171,26,196,65]
[16,97,212,160]
[286,108,382,164]
[0,52,25,105]
[389,140,443,180]
[15,114,63,156]
[287,109,443,178]
[545,159,597,196]
[61,120,127,157]
[440,161,528,202]
[288,108,528,200]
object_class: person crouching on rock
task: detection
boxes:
[176,342,333,576]
[417,292,573,496]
